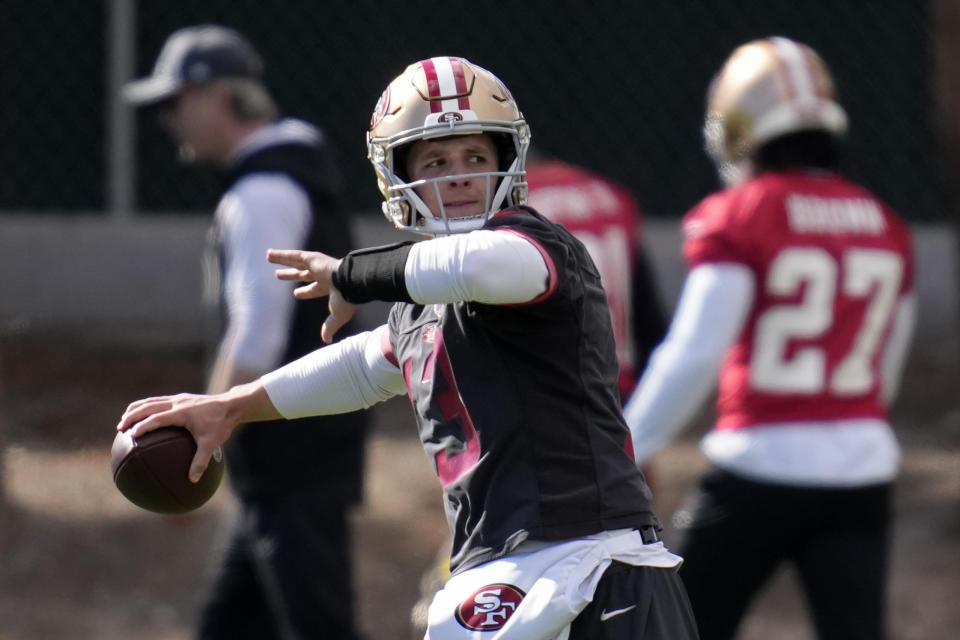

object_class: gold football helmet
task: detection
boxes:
[367,56,530,235]
[704,37,848,185]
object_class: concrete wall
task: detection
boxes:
[0,214,956,345]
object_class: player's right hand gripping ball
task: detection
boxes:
[110,426,225,514]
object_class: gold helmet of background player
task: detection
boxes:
[704,37,848,185]
[367,56,530,235]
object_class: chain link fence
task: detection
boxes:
[2,0,948,220]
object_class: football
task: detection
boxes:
[111,426,225,514]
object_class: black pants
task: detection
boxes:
[570,562,700,639]
[674,469,892,640]
[197,492,361,640]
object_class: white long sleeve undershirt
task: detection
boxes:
[404,230,551,304]
[262,325,406,419]
[624,263,755,464]
[881,293,917,405]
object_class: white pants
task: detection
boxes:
[425,529,682,640]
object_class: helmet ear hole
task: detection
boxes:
[489,133,516,172]
[392,144,412,183]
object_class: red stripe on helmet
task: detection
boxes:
[450,57,471,110]
[421,58,442,113]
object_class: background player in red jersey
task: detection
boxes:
[526,152,666,399]
[623,37,916,640]
[117,57,698,640]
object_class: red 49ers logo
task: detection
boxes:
[438,111,463,123]
[455,584,525,631]
[370,86,391,129]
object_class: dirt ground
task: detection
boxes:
[0,326,958,640]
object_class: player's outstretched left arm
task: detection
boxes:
[117,381,280,483]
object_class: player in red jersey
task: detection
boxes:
[526,155,665,399]
[623,37,915,640]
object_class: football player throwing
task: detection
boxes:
[119,57,699,640]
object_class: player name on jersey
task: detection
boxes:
[786,194,886,235]
[527,182,621,222]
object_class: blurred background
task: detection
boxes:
[1,1,958,639]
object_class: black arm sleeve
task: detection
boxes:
[332,241,416,303]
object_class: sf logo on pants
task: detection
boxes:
[455,584,526,631]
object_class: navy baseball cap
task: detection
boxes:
[123,25,263,106]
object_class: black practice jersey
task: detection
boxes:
[386,207,658,574]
